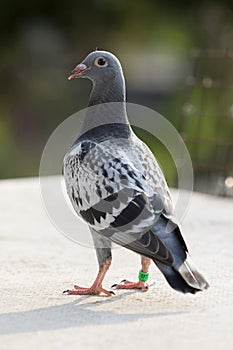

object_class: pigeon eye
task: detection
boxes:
[94,57,108,67]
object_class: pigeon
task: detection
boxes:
[63,50,209,295]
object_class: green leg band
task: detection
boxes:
[138,270,149,282]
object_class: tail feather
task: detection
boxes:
[178,254,209,291]
[150,216,209,294]
[155,254,209,294]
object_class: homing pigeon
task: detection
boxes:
[63,50,209,296]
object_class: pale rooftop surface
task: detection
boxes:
[0,177,232,350]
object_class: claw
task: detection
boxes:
[111,279,127,288]
[63,290,70,294]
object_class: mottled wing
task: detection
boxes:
[64,136,171,234]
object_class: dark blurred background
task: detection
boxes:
[0,0,232,196]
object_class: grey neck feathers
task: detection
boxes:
[89,72,126,106]
[80,72,129,134]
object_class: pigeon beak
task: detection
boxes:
[68,63,88,80]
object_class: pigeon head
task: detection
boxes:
[68,50,126,106]
[68,50,123,84]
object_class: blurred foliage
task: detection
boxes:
[0,0,232,194]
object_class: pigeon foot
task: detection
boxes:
[63,285,114,296]
[63,259,113,296]
[112,279,154,292]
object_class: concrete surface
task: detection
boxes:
[0,177,233,350]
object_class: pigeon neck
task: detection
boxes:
[89,71,126,106]
[81,73,129,134]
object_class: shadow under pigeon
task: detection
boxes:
[0,291,189,335]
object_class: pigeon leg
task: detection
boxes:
[63,259,114,296]
[113,257,154,291]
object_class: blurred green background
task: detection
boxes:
[0,0,233,196]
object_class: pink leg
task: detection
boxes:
[113,257,154,292]
[63,259,114,296]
